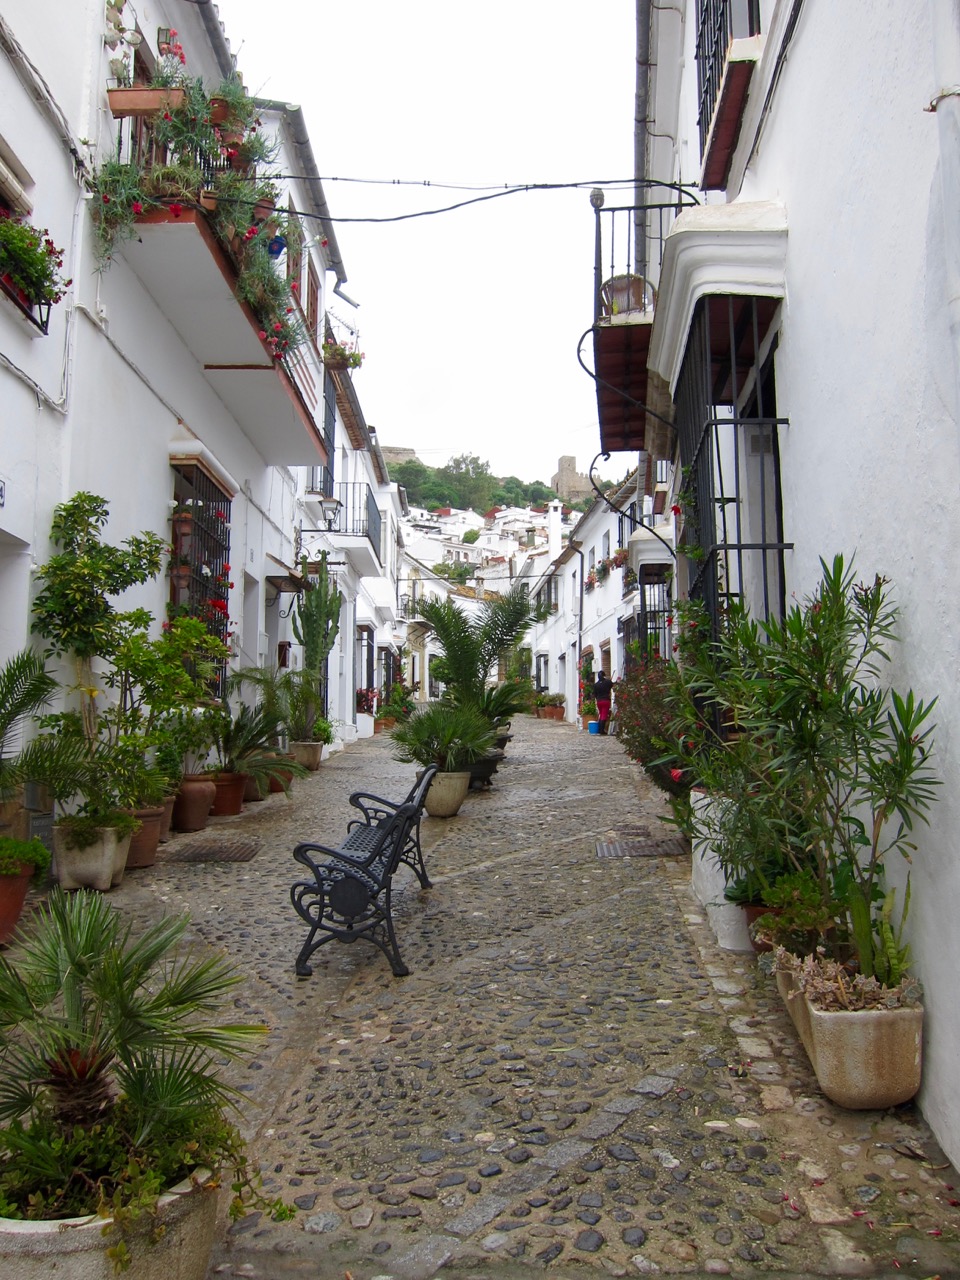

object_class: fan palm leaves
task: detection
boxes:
[415,585,538,706]
[0,889,264,1131]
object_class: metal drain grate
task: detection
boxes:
[596,838,688,859]
[161,837,261,864]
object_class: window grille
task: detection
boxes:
[674,295,790,640]
[694,0,762,152]
[170,464,233,694]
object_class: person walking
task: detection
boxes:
[593,670,613,735]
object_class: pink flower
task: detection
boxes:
[671,504,682,517]
[132,201,143,214]
[169,203,183,218]
[258,330,267,340]
[102,194,110,204]
[273,322,282,332]
[290,280,299,291]
[163,111,172,121]
[670,768,683,782]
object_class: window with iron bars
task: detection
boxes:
[674,295,790,642]
[169,465,233,695]
[536,575,559,615]
[694,0,762,153]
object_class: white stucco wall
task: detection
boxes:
[652,1,960,1160]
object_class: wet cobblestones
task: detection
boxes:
[106,717,960,1278]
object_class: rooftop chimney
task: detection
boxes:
[547,500,562,561]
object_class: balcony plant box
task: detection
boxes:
[106,85,187,118]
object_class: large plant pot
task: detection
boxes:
[776,970,922,1109]
[289,741,323,771]
[172,775,216,833]
[268,757,296,794]
[0,1167,219,1279]
[106,85,187,118]
[242,773,266,802]
[210,773,246,817]
[158,793,176,843]
[424,771,471,818]
[53,827,131,892]
[0,865,33,944]
[125,805,165,869]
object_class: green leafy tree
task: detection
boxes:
[436,454,497,513]
[431,562,472,586]
[462,528,480,545]
[31,493,167,741]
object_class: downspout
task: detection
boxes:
[927,0,960,419]
[635,0,653,279]
[572,538,586,700]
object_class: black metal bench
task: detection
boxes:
[343,763,438,888]
[291,800,419,978]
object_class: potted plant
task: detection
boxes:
[321,339,364,371]
[0,836,49,945]
[0,212,70,323]
[668,555,939,1106]
[208,701,305,815]
[106,28,188,117]
[390,703,496,818]
[0,889,290,1275]
[579,697,598,731]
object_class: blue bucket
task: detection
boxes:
[588,721,601,734]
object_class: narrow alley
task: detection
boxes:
[113,717,960,1280]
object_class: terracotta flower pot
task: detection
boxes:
[210,773,246,817]
[106,85,186,118]
[0,864,34,945]
[125,805,165,869]
[242,773,266,802]
[172,775,216,833]
[158,793,176,843]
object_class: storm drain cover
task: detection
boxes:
[160,837,260,863]
[596,838,688,859]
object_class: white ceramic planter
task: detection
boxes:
[689,790,753,952]
[0,1169,219,1279]
[777,970,922,1109]
[53,827,131,891]
[423,771,471,818]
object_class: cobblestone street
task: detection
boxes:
[110,716,960,1279]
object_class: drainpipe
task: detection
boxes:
[927,0,960,422]
[635,0,653,278]
[571,537,586,692]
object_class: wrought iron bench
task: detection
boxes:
[343,764,438,888]
[291,800,419,978]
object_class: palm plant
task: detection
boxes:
[391,703,496,773]
[210,701,306,790]
[415,585,539,708]
[0,890,267,1223]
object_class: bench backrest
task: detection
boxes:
[359,801,419,879]
[404,764,439,815]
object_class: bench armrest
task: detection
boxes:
[348,791,401,824]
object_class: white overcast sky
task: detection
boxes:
[213,0,637,485]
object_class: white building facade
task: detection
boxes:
[592,0,960,1162]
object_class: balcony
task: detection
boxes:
[590,188,698,458]
[695,0,763,190]
[324,481,383,576]
[120,209,327,466]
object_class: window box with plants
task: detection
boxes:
[0,212,70,333]
[667,555,939,1109]
[105,30,188,118]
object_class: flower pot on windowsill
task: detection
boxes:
[106,85,187,118]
